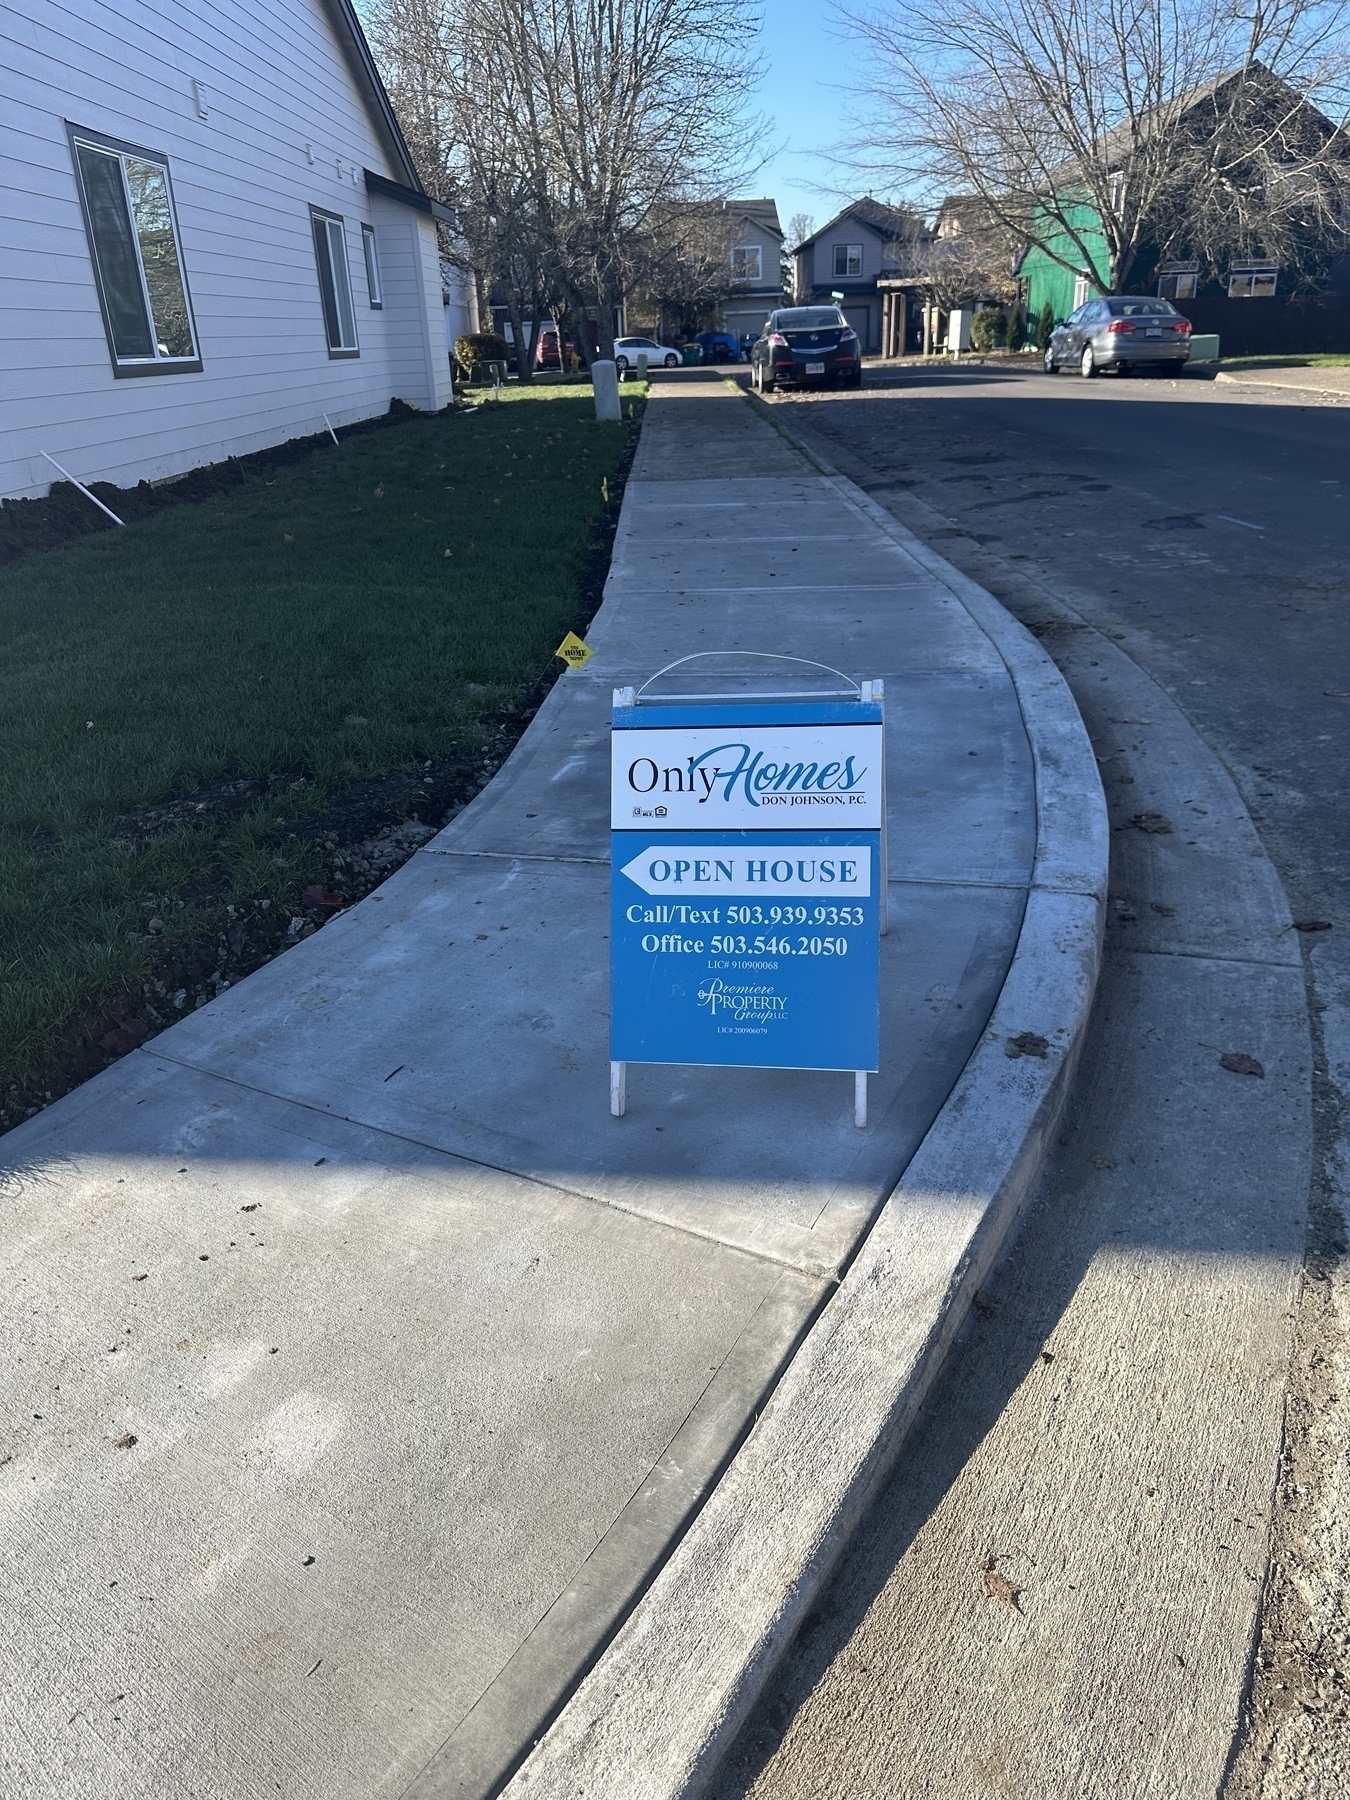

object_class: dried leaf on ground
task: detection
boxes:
[1131,811,1173,834]
[1220,1052,1265,1077]
[1005,1031,1049,1059]
[301,885,346,912]
[1292,919,1333,932]
[980,1556,1023,1612]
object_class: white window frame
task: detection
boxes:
[311,208,359,356]
[1157,263,1199,300]
[67,123,201,377]
[833,242,864,278]
[1072,271,1093,309]
[361,223,383,308]
[730,243,762,283]
[1228,262,1279,298]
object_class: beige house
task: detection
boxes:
[791,199,914,353]
[720,199,786,343]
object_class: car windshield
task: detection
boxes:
[1106,298,1178,317]
[774,308,845,330]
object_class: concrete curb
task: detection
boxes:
[500,391,1108,1799]
[1214,367,1350,402]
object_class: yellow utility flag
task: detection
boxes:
[555,631,594,670]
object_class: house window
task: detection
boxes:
[731,244,762,283]
[1157,262,1199,300]
[361,224,383,307]
[833,243,864,278]
[1072,272,1093,309]
[67,125,200,376]
[1228,261,1278,298]
[311,209,359,354]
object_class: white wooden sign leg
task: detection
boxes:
[854,1070,868,1129]
[610,1061,627,1118]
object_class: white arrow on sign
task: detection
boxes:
[619,847,870,897]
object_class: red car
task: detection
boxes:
[536,327,579,369]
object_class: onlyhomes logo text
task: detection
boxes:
[624,743,868,809]
[610,722,883,832]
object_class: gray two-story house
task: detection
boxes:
[791,198,912,353]
[720,198,786,344]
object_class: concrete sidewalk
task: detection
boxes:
[1215,363,1350,401]
[3,375,1064,1800]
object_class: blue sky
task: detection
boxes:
[748,2,871,244]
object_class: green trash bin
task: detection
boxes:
[681,343,702,365]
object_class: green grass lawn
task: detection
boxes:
[1,383,642,1111]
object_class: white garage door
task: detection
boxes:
[844,305,872,350]
[723,310,770,340]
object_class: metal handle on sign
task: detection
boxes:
[633,651,863,704]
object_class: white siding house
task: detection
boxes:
[0,0,455,501]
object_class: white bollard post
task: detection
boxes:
[636,352,649,381]
[592,359,621,421]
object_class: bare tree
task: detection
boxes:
[787,210,815,248]
[840,0,1350,294]
[369,0,763,361]
[630,201,740,336]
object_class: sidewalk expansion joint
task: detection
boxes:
[418,848,609,866]
[1116,942,1301,970]
[892,874,1031,893]
[617,581,929,594]
[133,1044,846,1283]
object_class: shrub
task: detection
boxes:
[454,332,509,377]
[1007,306,1026,352]
[971,307,1006,351]
[1036,301,1055,351]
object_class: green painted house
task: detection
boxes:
[1015,195,1112,321]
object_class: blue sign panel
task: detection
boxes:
[610,699,883,1073]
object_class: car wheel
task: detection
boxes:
[615,357,628,373]
[1080,345,1097,378]
[1043,345,1057,373]
[664,354,679,367]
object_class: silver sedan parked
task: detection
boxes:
[1044,296,1192,377]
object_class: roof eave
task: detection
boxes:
[319,0,423,192]
[365,169,455,225]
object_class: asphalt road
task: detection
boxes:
[783,364,1347,922]
[708,363,1350,1799]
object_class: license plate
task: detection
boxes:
[1145,329,1162,337]
[806,361,825,374]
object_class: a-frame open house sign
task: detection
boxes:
[609,655,884,1128]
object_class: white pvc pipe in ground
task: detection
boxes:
[592,360,621,421]
[40,451,124,526]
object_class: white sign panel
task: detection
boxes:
[619,845,871,897]
[610,723,883,831]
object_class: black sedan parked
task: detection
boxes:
[750,307,862,391]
